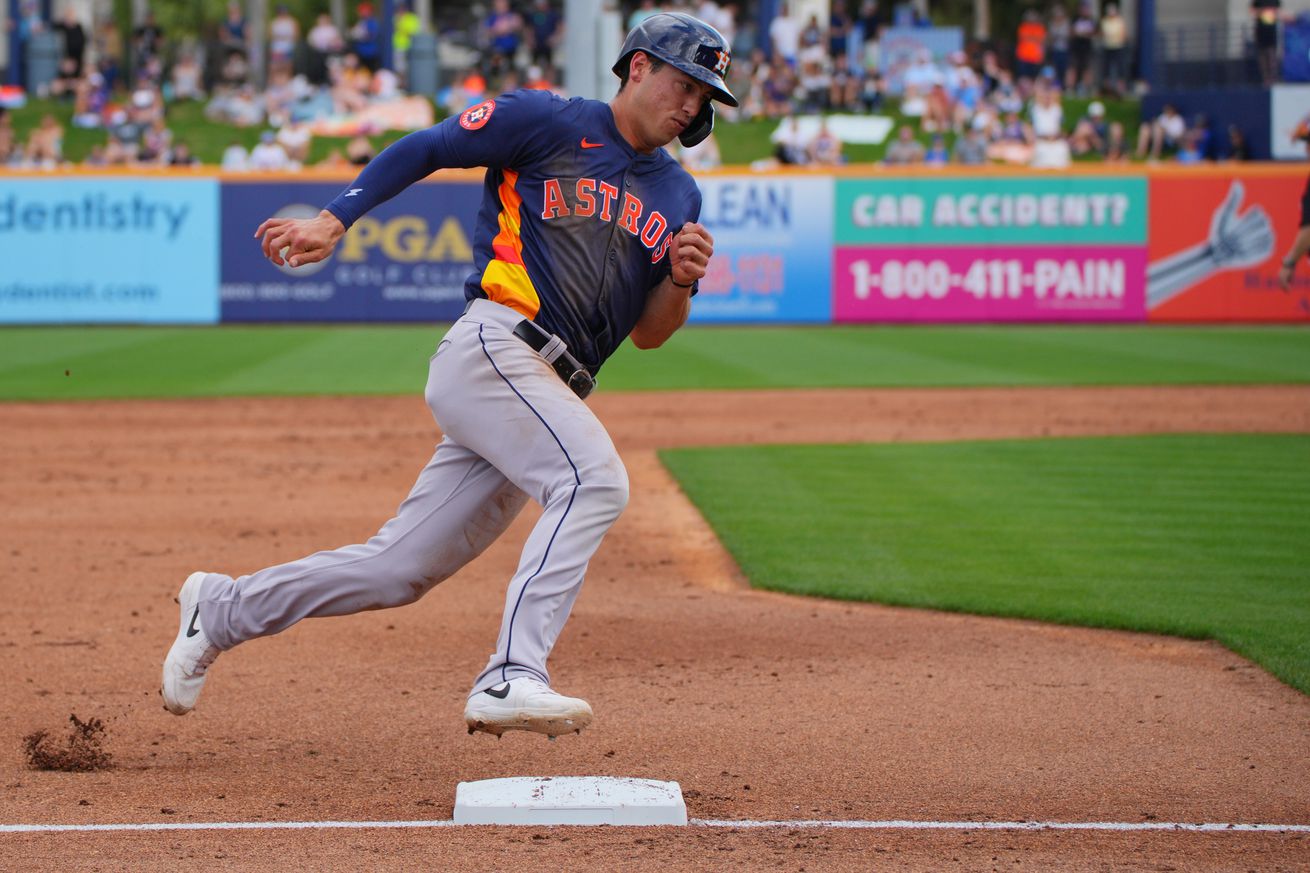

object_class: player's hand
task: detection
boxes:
[254,210,347,267]
[670,222,713,287]
[1279,261,1295,292]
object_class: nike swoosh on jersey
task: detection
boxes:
[580,138,604,149]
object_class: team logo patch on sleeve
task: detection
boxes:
[460,99,496,130]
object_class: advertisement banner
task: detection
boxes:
[0,179,219,324]
[1148,173,1310,321]
[1270,84,1310,161]
[691,175,833,323]
[835,246,1147,322]
[833,175,1148,323]
[221,180,482,321]
[835,176,1148,245]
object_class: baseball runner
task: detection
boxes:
[162,13,736,739]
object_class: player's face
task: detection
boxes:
[635,61,712,148]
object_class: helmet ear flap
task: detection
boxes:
[679,101,714,148]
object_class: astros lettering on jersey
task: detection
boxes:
[326,89,703,374]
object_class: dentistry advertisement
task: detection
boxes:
[0,179,220,324]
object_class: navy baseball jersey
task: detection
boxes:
[326,89,703,373]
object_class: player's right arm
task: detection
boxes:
[254,91,555,268]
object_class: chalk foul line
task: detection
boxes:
[2,818,1308,835]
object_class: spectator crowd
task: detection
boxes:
[0,0,1265,171]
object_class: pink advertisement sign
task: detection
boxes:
[833,246,1148,323]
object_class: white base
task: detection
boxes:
[453,776,687,826]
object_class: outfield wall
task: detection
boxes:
[1,166,1305,325]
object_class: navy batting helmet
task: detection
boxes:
[612,12,738,108]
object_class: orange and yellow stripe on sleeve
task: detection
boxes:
[480,169,541,318]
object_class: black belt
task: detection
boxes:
[512,319,596,400]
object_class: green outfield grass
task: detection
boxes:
[660,434,1310,694]
[0,324,1307,400]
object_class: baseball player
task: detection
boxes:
[162,13,736,739]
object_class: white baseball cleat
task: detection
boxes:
[161,572,221,715]
[464,678,593,738]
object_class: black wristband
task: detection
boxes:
[671,278,695,289]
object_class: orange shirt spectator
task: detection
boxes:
[1016,11,1046,80]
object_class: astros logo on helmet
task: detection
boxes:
[713,49,730,75]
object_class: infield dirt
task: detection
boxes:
[2,385,1308,870]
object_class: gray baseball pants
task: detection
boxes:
[196,299,629,696]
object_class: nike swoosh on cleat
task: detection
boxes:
[485,683,511,699]
[580,138,604,149]
[185,606,201,638]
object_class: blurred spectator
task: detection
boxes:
[249,129,290,170]
[220,47,252,87]
[1135,103,1185,160]
[220,140,250,170]
[15,0,47,89]
[83,143,108,166]
[138,116,174,164]
[331,52,373,114]
[221,2,248,55]
[808,117,844,165]
[207,82,264,126]
[678,128,722,171]
[762,53,796,118]
[1015,10,1046,82]
[986,111,1035,164]
[268,5,301,68]
[829,1,852,61]
[946,51,982,132]
[350,3,382,72]
[169,141,200,167]
[104,111,144,164]
[27,112,63,165]
[796,43,830,112]
[93,18,122,92]
[921,82,952,133]
[55,7,88,79]
[71,71,110,127]
[133,10,165,71]
[171,52,205,101]
[0,110,14,164]
[1105,122,1127,160]
[829,53,861,111]
[306,13,346,85]
[527,0,563,68]
[884,125,926,164]
[852,0,883,71]
[953,126,987,165]
[1047,5,1071,87]
[1175,129,1205,164]
[860,70,885,112]
[276,119,314,164]
[1099,4,1127,97]
[799,13,823,50]
[524,64,554,90]
[1252,0,1282,86]
[769,1,801,65]
[393,2,423,77]
[444,68,487,114]
[1069,1,1096,95]
[773,115,809,164]
[264,63,302,127]
[346,133,375,165]
[628,0,659,30]
[1226,124,1251,161]
[482,0,524,77]
[923,133,950,165]
[1069,99,1108,156]
[1029,84,1064,141]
